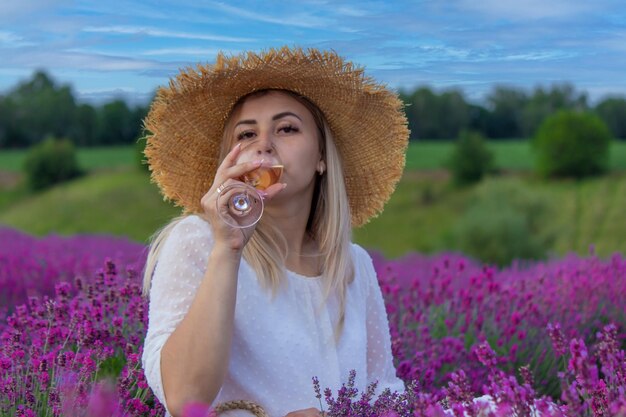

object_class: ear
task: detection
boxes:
[317,159,326,175]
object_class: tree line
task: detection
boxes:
[1,70,625,149]
[400,85,626,140]
[0,71,149,149]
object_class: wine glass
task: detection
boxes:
[216,163,283,228]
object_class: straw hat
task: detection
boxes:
[144,46,409,227]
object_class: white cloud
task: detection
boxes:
[0,0,68,22]
[0,31,23,43]
[419,45,472,60]
[5,50,163,72]
[0,31,23,44]
[208,2,332,28]
[457,0,594,20]
[0,31,37,47]
[584,85,626,103]
[141,47,239,56]
[75,87,154,105]
[82,26,254,43]
[72,2,229,26]
[598,31,626,52]
[79,86,137,94]
[335,6,369,17]
[501,51,576,61]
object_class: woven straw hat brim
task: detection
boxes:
[144,46,409,227]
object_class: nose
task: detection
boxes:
[252,134,274,156]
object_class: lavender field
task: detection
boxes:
[1,227,625,416]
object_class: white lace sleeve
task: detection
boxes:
[358,246,406,396]
[141,216,213,414]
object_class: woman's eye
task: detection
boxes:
[237,131,255,140]
[278,125,299,134]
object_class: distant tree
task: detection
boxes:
[402,87,438,139]
[131,105,149,139]
[0,96,22,148]
[401,87,470,140]
[96,100,136,145]
[532,110,612,179]
[485,86,528,138]
[467,104,490,135]
[446,130,495,186]
[8,71,77,147]
[0,70,151,149]
[522,83,588,137]
[72,104,98,146]
[595,97,626,139]
[439,90,470,139]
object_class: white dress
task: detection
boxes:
[141,215,405,417]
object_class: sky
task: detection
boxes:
[1,0,625,106]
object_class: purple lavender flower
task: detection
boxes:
[1,228,625,415]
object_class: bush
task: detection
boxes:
[532,110,612,178]
[446,130,495,186]
[23,137,83,190]
[446,178,555,266]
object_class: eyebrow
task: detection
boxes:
[234,111,302,128]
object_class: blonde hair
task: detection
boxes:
[143,89,354,343]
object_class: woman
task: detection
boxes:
[141,46,410,417]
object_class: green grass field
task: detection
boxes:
[2,140,626,173]
[0,169,179,243]
[2,141,626,261]
[0,145,137,173]
[404,139,626,171]
[353,171,626,259]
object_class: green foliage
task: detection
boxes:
[23,137,84,190]
[532,110,613,179]
[400,87,470,140]
[97,100,147,146]
[1,70,621,151]
[446,130,495,186]
[446,178,555,266]
[595,97,626,139]
[0,70,149,149]
[485,86,528,138]
[72,103,98,146]
[0,97,21,148]
[98,353,127,381]
[521,83,587,137]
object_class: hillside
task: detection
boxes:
[1,167,625,261]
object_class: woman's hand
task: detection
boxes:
[200,143,285,252]
[284,408,326,417]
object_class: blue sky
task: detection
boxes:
[1,0,625,106]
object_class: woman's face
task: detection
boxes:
[227,91,324,200]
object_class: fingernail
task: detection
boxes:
[282,183,287,189]
[254,158,265,165]
[236,143,242,150]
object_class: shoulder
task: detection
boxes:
[172,214,212,234]
[166,214,213,244]
[155,215,214,268]
[145,216,214,301]
[349,242,380,291]
[350,242,374,270]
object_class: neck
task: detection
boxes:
[264,186,321,276]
